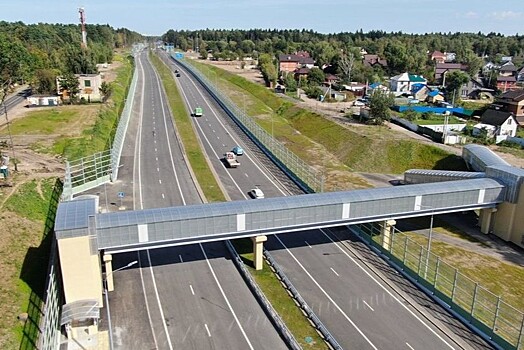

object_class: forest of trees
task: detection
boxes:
[0,21,143,94]
[162,28,524,85]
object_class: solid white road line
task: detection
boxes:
[204,323,211,337]
[406,342,415,350]
[274,235,378,350]
[330,267,340,276]
[363,300,375,312]
[305,241,312,248]
[146,249,174,350]
[321,228,456,349]
[199,243,254,350]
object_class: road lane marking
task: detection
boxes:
[189,284,195,295]
[363,300,375,311]
[244,173,249,177]
[162,193,165,199]
[199,244,254,349]
[159,179,162,184]
[155,157,158,161]
[274,235,377,349]
[305,241,312,248]
[322,228,456,349]
[146,249,174,349]
[155,148,157,152]
[406,343,415,350]
[157,167,159,172]
[179,255,183,263]
[330,267,339,276]
[204,324,211,337]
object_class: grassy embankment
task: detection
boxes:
[0,52,134,349]
[188,59,467,191]
[156,55,328,348]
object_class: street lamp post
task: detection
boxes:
[104,260,138,350]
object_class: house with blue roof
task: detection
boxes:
[427,89,445,103]
[390,72,427,96]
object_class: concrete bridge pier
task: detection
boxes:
[251,235,267,270]
[103,254,114,292]
[479,208,497,235]
[381,219,397,251]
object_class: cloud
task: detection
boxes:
[488,11,523,20]
[463,11,479,19]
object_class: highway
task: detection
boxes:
[105,50,288,350]
[164,52,493,350]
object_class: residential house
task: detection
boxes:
[495,90,524,123]
[324,74,339,85]
[278,53,315,74]
[461,77,494,100]
[429,51,446,64]
[497,76,518,92]
[517,66,524,82]
[293,67,310,81]
[77,74,103,102]
[501,56,513,63]
[473,108,518,141]
[363,54,388,69]
[390,72,427,95]
[435,63,468,84]
[482,61,499,75]
[342,82,367,96]
[57,73,103,102]
[427,89,445,104]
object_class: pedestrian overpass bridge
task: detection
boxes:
[55,144,524,335]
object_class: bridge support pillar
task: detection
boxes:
[381,220,396,251]
[103,254,114,292]
[479,208,496,235]
[251,235,267,270]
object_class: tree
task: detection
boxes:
[58,73,80,103]
[199,45,208,60]
[283,73,297,92]
[445,70,469,99]
[99,81,113,102]
[338,52,355,84]
[34,69,57,94]
[307,67,325,86]
[369,90,394,125]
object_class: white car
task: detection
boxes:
[250,188,264,199]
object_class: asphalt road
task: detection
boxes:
[162,53,494,350]
[105,50,288,350]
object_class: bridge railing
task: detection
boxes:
[174,55,323,193]
[351,223,524,350]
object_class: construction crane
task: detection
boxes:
[79,7,87,49]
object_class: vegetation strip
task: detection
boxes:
[150,52,226,203]
[232,239,329,349]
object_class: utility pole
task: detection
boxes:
[0,81,18,172]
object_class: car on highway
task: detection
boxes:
[232,146,244,156]
[250,187,264,199]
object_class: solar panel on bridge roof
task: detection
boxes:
[55,197,97,232]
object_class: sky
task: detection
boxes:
[1,0,523,37]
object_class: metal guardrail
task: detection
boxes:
[264,249,343,350]
[224,241,302,350]
[173,55,324,193]
[351,223,524,350]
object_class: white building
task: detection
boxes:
[390,72,427,94]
